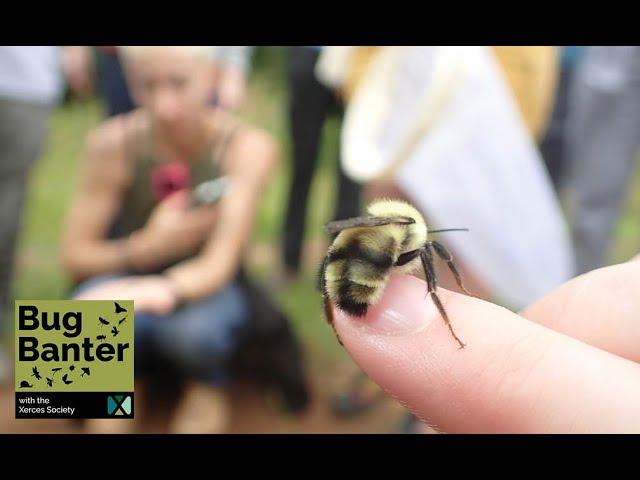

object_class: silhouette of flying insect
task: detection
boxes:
[111,326,119,337]
[31,366,42,381]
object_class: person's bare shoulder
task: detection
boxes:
[224,121,279,187]
[85,110,147,159]
[82,110,147,187]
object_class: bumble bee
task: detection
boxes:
[319,199,472,349]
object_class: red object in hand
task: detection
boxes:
[150,162,191,202]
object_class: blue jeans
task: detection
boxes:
[72,275,250,385]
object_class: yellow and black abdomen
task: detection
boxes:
[321,228,402,316]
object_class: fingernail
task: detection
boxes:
[357,275,438,336]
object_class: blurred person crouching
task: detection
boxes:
[61,46,308,433]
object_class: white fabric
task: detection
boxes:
[340,46,574,308]
[314,46,356,92]
[0,46,63,106]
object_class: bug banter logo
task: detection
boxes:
[14,300,134,419]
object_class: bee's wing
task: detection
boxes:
[324,216,415,234]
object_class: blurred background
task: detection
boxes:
[1,46,640,433]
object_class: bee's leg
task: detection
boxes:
[324,297,343,346]
[394,249,420,267]
[428,240,477,298]
[318,252,331,291]
[319,254,343,346]
[318,254,331,322]
[420,247,466,349]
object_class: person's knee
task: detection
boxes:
[153,285,250,373]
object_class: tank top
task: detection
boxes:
[109,113,240,247]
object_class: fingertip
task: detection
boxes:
[333,273,457,342]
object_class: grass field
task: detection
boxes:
[11,46,640,365]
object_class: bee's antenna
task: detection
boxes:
[428,228,469,233]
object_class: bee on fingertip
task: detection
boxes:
[319,198,473,349]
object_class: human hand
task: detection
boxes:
[75,275,178,315]
[129,190,218,271]
[331,261,640,433]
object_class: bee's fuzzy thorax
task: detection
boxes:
[369,198,428,253]
[366,198,424,222]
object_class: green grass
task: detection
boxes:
[10,46,640,363]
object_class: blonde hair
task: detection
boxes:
[119,46,218,62]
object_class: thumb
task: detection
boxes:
[332,274,640,433]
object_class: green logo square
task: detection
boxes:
[14,300,134,393]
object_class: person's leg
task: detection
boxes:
[151,282,250,382]
[282,47,334,273]
[96,50,136,117]
[0,173,28,332]
[150,282,250,432]
[0,99,51,383]
[563,55,640,274]
[539,64,574,191]
[0,173,27,384]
